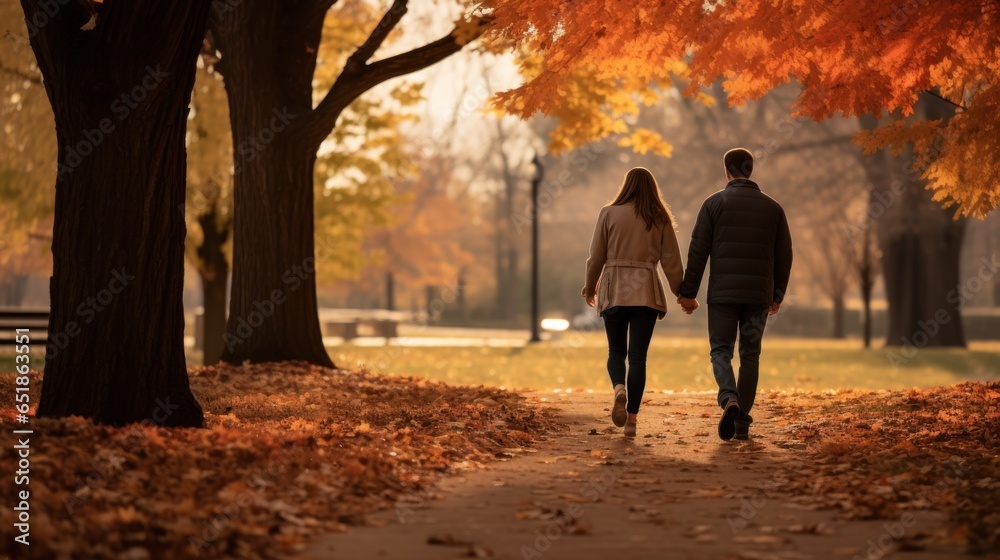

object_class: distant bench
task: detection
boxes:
[0,308,49,346]
[319,309,408,341]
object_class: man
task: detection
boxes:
[677,148,792,441]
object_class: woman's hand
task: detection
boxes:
[581,287,596,308]
[677,296,699,314]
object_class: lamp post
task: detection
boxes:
[529,153,543,343]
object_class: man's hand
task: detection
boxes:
[582,287,596,308]
[677,296,699,314]
[769,302,781,316]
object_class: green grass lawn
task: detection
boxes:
[3,335,998,392]
[330,334,1000,392]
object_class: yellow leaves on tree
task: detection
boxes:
[310,1,429,283]
[618,129,673,158]
[484,0,1000,217]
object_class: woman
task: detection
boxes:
[581,167,693,437]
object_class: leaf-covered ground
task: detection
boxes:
[771,382,1000,553]
[303,384,1000,559]
[0,363,556,559]
[1,366,997,559]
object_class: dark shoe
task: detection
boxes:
[624,417,637,438]
[718,398,741,441]
[611,384,627,427]
[735,419,751,440]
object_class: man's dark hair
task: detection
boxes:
[724,148,753,178]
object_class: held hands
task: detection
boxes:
[677,296,699,314]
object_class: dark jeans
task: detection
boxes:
[602,305,658,414]
[707,303,770,429]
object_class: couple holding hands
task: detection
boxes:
[582,148,793,440]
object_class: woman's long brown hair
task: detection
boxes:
[608,167,674,231]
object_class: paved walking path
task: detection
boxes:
[299,392,963,560]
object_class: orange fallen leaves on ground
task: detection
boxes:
[0,363,556,559]
[767,382,1000,554]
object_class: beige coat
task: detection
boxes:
[583,203,684,319]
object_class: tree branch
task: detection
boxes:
[0,64,42,86]
[926,90,967,111]
[345,0,408,72]
[305,14,491,148]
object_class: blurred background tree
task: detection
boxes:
[0,3,55,306]
[484,0,1000,348]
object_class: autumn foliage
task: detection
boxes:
[0,364,553,559]
[483,0,1000,217]
[771,382,1000,553]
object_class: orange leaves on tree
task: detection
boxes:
[483,0,1000,217]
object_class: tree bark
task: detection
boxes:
[211,4,332,366]
[24,0,210,426]
[880,217,967,347]
[222,140,331,365]
[199,268,228,365]
[196,211,229,365]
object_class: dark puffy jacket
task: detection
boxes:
[678,179,792,306]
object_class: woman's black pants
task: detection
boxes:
[601,305,658,414]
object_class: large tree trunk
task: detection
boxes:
[221,139,332,365]
[862,96,967,349]
[24,0,210,426]
[211,1,481,364]
[988,216,1000,307]
[196,211,229,365]
[211,5,333,367]
[880,215,967,347]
